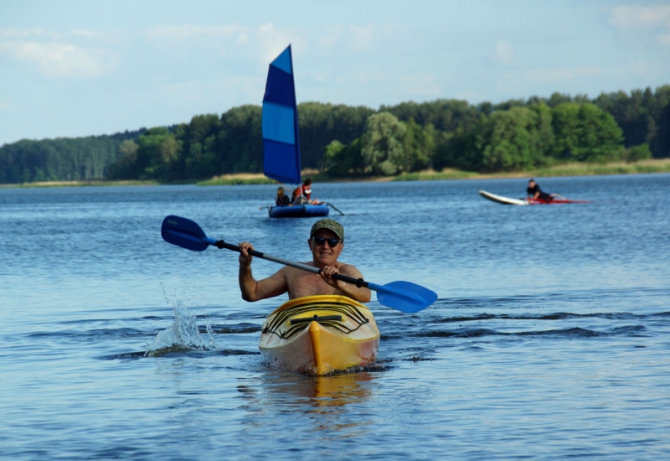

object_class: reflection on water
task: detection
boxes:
[241,371,377,408]
[290,371,376,408]
[237,371,379,434]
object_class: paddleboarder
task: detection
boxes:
[232,219,371,303]
[526,179,554,202]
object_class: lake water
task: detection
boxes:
[1,174,669,460]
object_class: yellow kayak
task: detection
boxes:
[259,295,380,375]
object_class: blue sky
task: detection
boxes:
[1,0,669,146]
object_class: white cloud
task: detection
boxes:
[0,27,120,78]
[0,99,13,111]
[0,40,118,78]
[348,25,376,51]
[256,24,301,65]
[402,73,441,97]
[523,67,602,83]
[69,30,102,38]
[494,40,513,65]
[0,28,55,40]
[609,5,670,27]
[146,24,245,41]
[144,23,302,67]
[317,26,344,47]
[316,24,397,52]
[609,5,670,46]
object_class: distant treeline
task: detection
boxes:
[0,130,145,183]
[1,85,668,184]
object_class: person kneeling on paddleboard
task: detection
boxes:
[231,219,371,304]
[527,179,554,202]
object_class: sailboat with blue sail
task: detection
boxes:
[261,45,331,218]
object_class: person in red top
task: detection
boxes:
[292,178,314,204]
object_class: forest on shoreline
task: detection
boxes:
[4,158,670,189]
[1,85,669,185]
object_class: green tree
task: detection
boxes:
[624,143,652,162]
[433,127,477,172]
[218,105,262,173]
[477,106,550,172]
[178,114,222,179]
[402,119,436,172]
[298,102,374,170]
[381,99,480,134]
[434,103,554,173]
[134,127,181,179]
[593,85,670,157]
[323,138,366,176]
[0,130,141,184]
[361,112,407,176]
[108,140,140,179]
[552,102,624,162]
[657,103,670,158]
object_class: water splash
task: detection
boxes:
[145,286,218,357]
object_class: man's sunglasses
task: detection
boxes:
[311,236,341,248]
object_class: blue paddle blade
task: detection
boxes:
[161,215,210,252]
[370,281,438,313]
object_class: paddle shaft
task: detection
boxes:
[326,202,345,216]
[212,238,370,289]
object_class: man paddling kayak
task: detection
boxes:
[526,179,554,203]
[230,219,371,303]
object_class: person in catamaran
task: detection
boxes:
[274,187,291,207]
[526,179,554,202]
[235,219,371,303]
[292,178,317,205]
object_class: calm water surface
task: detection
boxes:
[1,174,669,460]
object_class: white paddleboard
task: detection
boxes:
[478,190,528,206]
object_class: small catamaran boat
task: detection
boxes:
[479,190,589,206]
[259,295,380,375]
[261,45,331,219]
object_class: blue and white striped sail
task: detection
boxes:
[262,45,302,185]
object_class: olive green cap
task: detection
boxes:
[310,219,344,241]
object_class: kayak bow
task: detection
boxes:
[259,295,380,375]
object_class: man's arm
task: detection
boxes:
[237,242,289,302]
[239,265,288,302]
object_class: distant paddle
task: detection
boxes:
[161,215,437,313]
[326,202,345,216]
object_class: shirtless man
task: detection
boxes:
[235,219,370,303]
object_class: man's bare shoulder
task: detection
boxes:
[336,261,362,274]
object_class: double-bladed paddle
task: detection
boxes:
[161,215,437,313]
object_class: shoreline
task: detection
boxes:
[2,159,670,189]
